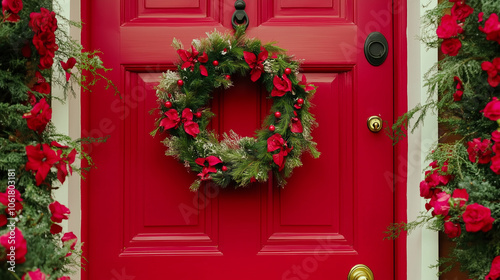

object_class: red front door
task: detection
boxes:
[83,0,396,279]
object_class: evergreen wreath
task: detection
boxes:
[153,29,320,191]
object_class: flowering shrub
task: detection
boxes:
[0,0,113,279]
[389,0,500,279]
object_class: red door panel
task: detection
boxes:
[83,0,395,279]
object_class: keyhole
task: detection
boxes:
[372,122,379,130]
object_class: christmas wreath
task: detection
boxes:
[153,29,320,190]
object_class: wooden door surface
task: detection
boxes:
[83,0,395,279]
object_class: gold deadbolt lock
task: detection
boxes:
[348,264,374,280]
[367,116,383,133]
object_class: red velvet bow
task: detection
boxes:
[160,108,200,138]
[195,156,222,180]
[177,45,209,76]
[267,134,293,171]
[244,47,268,82]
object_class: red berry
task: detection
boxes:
[225,75,231,80]
[284,68,292,75]
[222,166,228,172]
[177,79,184,86]
[164,101,172,108]
[213,60,219,66]
[269,125,275,131]
[274,111,281,118]
[194,112,202,118]
[297,98,304,105]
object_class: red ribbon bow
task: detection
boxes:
[267,134,293,171]
[160,108,200,138]
[177,45,209,76]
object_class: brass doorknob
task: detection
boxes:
[367,116,382,133]
[348,264,374,280]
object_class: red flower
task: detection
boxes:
[23,98,52,134]
[58,277,71,280]
[25,144,60,186]
[452,188,469,207]
[29,7,58,34]
[483,97,500,120]
[441,38,462,56]
[195,156,222,181]
[31,72,51,94]
[444,219,461,238]
[436,15,462,39]
[479,12,484,23]
[271,75,292,97]
[492,130,500,142]
[0,189,23,205]
[0,188,23,217]
[29,8,59,71]
[467,138,492,164]
[49,201,70,223]
[420,161,451,200]
[486,256,500,280]
[0,227,27,264]
[2,0,22,22]
[290,111,303,133]
[38,54,54,70]
[32,31,56,56]
[61,232,77,257]
[420,181,442,200]
[298,74,315,92]
[60,57,76,82]
[462,203,495,232]
[429,191,451,216]
[54,148,77,184]
[177,45,209,76]
[267,134,293,171]
[160,108,200,138]
[244,47,268,82]
[453,76,463,101]
[479,13,500,44]
[482,58,500,87]
[50,223,62,235]
[22,269,47,280]
[32,31,58,70]
[451,2,473,22]
[491,154,500,174]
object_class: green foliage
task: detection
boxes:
[390,1,500,279]
[154,29,320,190]
[0,1,113,279]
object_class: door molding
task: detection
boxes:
[394,1,408,280]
